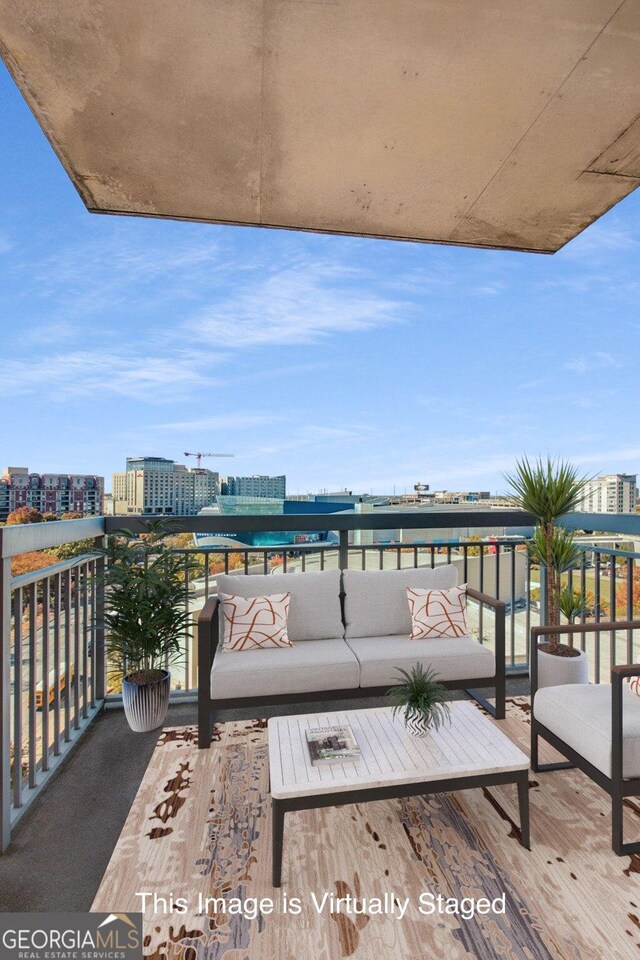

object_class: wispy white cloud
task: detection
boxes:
[567,446,640,467]
[562,221,639,259]
[183,259,407,347]
[34,233,222,291]
[18,231,224,322]
[155,413,279,431]
[564,352,621,373]
[0,349,217,402]
[242,422,379,459]
[19,319,82,345]
[470,282,505,296]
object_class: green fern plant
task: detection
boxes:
[386,664,451,731]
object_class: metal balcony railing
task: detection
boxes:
[1,507,640,851]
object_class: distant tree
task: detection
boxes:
[616,571,640,618]
[465,535,482,557]
[11,550,58,577]
[53,512,94,560]
[164,532,195,549]
[53,540,95,561]
[6,507,43,525]
[208,552,249,574]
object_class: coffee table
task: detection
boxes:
[267,701,529,886]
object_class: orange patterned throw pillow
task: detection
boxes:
[406,585,469,639]
[220,592,292,651]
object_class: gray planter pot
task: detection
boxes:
[122,669,171,732]
[536,647,589,689]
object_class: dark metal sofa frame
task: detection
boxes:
[197,584,506,748]
[530,620,640,856]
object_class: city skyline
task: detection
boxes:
[3,62,640,494]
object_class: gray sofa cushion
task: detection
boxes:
[534,683,640,779]
[216,569,343,642]
[210,637,359,699]
[342,565,459,639]
[345,634,495,687]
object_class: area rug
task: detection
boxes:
[93,699,640,959]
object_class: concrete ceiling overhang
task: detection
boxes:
[1,1,640,253]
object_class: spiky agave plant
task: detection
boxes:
[387,664,451,734]
[503,457,590,637]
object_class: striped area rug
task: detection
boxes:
[93,699,640,959]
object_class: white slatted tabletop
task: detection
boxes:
[268,701,528,800]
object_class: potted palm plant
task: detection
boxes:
[504,457,590,688]
[387,664,451,737]
[98,522,198,732]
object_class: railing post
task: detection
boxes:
[0,554,12,851]
[539,564,548,626]
[338,530,349,571]
[93,537,106,701]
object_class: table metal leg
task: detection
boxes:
[272,798,285,887]
[517,772,530,850]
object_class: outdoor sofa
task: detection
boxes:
[198,565,505,748]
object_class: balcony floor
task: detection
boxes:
[2,682,530,912]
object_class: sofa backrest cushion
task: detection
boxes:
[216,569,343,643]
[342,565,459,639]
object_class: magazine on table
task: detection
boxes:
[306,724,361,765]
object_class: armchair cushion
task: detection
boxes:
[534,683,640,779]
[343,565,459,639]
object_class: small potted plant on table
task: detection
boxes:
[387,663,451,737]
[99,522,197,732]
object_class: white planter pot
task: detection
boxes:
[122,669,171,732]
[536,648,589,689]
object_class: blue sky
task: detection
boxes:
[1,61,639,496]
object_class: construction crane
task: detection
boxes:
[184,452,234,468]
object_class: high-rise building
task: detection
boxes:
[112,456,220,515]
[578,474,637,514]
[0,466,104,519]
[222,475,286,499]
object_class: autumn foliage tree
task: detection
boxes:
[11,551,58,577]
[6,507,43,525]
[616,570,640,618]
[208,552,247,575]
